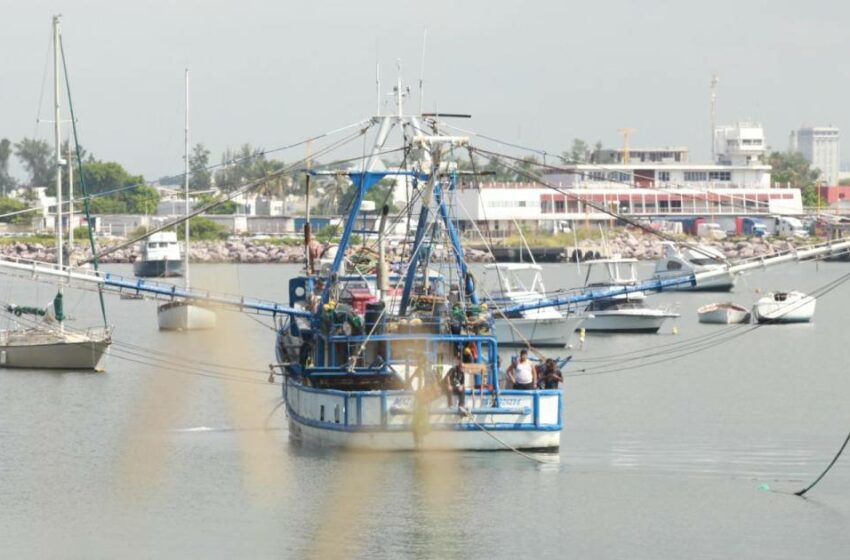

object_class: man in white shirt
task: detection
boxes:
[506,349,536,390]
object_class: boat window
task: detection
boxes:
[666,261,682,271]
[691,258,720,266]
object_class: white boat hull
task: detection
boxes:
[752,294,816,323]
[284,380,562,451]
[698,304,751,324]
[157,302,217,330]
[582,309,677,333]
[0,337,110,370]
[493,314,584,347]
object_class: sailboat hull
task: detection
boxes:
[157,302,217,330]
[0,337,110,370]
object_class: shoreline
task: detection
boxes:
[0,232,811,265]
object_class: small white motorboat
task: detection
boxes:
[581,258,679,333]
[483,263,584,347]
[752,291,816,323]
[697,302,751,324]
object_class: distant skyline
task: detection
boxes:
[1,0,848,182]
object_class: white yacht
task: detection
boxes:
[482,263,584,347]
[581,258,679,333]
[133,231,184,278]
[752,291,815,323]
[653,242,736,292]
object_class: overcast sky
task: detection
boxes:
[1,0,847,181]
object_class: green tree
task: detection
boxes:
[513,155,540,181]
[197,192,236,214]
[0,139,17,195]
[14,138,54,187]
[0,196,33,224]
[769,151,821,208]
[564,139,590,164]
[189,143,211,191]
[80,160,158,214]
[176,216,228,241]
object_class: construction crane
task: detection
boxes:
[618,128,636,164]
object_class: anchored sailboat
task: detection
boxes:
[0,15,111,370]
[157,69,216,331]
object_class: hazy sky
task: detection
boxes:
[2,0,848,181]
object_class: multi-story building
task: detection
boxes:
[790,126,841,185]
[454,131,802,236]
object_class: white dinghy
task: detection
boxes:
[697,302,751,324]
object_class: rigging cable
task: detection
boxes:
[795,430,850,496]
[60,35,108,327]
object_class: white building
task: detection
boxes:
[453,147,802,236]
[790,126,840,185]
[714,122,766,166]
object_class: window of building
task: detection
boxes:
[684,171,708,181]
[708,171,731,181]
[554,200,565,213]
[658,171,670,182]
[541,199,552,213]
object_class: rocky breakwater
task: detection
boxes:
[578,231,808,262]
[0,239,494,265]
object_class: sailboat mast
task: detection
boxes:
[68,138,74,249]
[53,15,63,271]
[183,68,190,290]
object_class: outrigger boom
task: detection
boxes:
[502,237,850,315]
[0,255,309,318]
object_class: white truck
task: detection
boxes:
[696,222,727,240]
[774,216,809,239]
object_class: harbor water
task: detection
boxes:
[2,261,849,558]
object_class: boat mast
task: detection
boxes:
[183,68,191,290]
[67,137,73,251]
[52,14,64,332]
[53,15,63,271]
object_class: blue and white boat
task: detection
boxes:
[274,94,563,451]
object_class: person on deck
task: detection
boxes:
[442,355,466,408]
[506,349,536,390]
[537,358,563,389]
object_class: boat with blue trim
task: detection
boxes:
[274,92,563,451]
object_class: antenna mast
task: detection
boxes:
[710,74,719,162]
[418,29,427,115]
[375,62,381,116]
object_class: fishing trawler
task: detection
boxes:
[274,90,562,451]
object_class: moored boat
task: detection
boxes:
[275,97,563,451]
[581,258,679,333]
[752,291,816,323]
[483,263,584,347]
[133,232,184,278]
[697,302,751,324]
[653,242,736,292]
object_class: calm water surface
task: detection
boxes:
[1,261,849,559]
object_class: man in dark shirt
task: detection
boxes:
[442,354,466,408]
[538,358,563,389]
